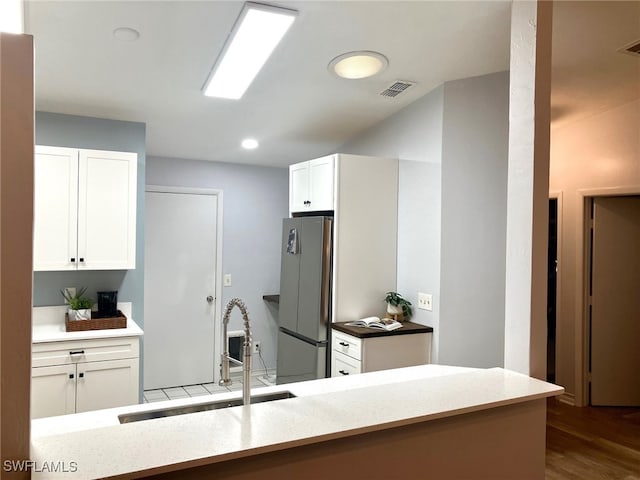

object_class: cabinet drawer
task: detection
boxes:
[332,351,361,377]
[32,336,139,368]
[332,331,362,361]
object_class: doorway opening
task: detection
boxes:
[547,198,558,383]
[585,195,640,407]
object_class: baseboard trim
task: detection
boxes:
[557,392,576,406]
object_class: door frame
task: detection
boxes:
[578,186,640,406]
[145,185,224,384]
[548,191,563,386]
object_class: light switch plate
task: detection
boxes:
[223,274,232,287]
[418,292,433,311]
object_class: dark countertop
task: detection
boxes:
[332,321,434,339]
[262,294,280,304]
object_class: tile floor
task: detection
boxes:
[143,371,277,403]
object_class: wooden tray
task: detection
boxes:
[65,310,127,332]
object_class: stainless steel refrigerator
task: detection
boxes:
[276,216,332,385]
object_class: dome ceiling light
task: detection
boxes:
[328,51,388,80]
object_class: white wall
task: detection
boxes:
[550,98,640,401]
[33,112,146,322]
[342,72,510,367]
[503,1,552,380]
[145,156,288,370]
[341,86,444,360]
[439,71,510,368]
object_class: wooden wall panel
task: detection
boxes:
[0,32,34,480]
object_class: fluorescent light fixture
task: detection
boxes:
[0,0,23,34]
[329,51,388,80]
[241,138,259,149]
[204,2,297,99]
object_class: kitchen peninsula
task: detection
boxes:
[31,365,562,479]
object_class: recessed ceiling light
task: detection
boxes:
[113,27,140,42]
[329,51,388,80]
[0,0,23,34]
[203,3,297,100]
[242,138,259,150]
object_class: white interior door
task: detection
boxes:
[144,190,219,390]
[591,196,640,406]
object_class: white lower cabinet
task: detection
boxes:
[331,328,432,377]
[31,337,140,419]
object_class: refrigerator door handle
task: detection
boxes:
[279,327,328,347]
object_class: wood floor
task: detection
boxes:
[546,398,640,479]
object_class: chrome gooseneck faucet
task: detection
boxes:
[219,298,252,406]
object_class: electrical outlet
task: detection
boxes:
[223,274,232,287]
[63,287,76,303]
[418,292,433,311]
[253,342,261,354]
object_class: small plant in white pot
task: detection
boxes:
[384,291,412,321]
[61,287,93,320]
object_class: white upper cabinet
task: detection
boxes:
[34,145,137,271]
[289,155,335,213]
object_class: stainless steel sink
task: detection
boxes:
[118,391,296,424]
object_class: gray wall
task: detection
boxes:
[439,71,510,368]
[34,112,146,331]
[341,86,444,360]
[146,156,288,369]
[341,72,509,368]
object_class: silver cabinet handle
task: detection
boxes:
[206,296,214,304]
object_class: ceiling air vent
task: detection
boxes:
[619,39,640,58]
[379,80,415,98]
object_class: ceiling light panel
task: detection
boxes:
[0,0,23,34]
[204,2,297,100]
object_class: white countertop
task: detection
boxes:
[30,365,563,479]
[32,303,143,343]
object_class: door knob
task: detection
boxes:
[206,296,214,304]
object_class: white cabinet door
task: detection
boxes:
[31,364,76,419]
[33,146,79,271]
[289,161,310,213]
[75,358,139,413]
[308,155,334,211]
[78,150,137,270]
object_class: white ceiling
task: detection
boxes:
[24,0,512,167]
[551,1,640,129]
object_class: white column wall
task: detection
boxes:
[504,1,553,378]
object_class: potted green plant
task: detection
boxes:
[384,291,412,320]
[61,287,93,320]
